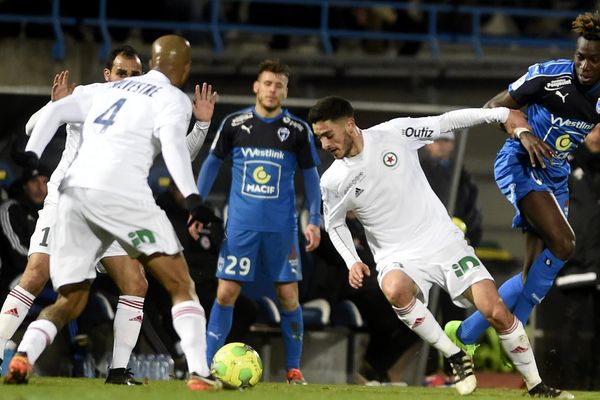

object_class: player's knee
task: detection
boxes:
[483,301,511,328]
[547,232,575,260]
[120,275,148,297]
[277,294,299,311]
[216,281,241,305]
[381,278,416,308]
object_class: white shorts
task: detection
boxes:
[28,202,129,261]
[376,237,493,308]
[50,187,182,290]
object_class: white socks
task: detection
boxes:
[17,319,57,364]
[171,300,209,377]
[0,286,35,355]
[111,295,144,369]
[498,317,542,390]
[393,297,461,358]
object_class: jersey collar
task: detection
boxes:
[252,107,287,123]
[145,70,172,83]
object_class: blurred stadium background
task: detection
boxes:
[0,0,597,391]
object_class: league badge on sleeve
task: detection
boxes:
[596,98,600,114]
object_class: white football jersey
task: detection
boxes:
[44,123,82,206]
[60,70,192,200]
[321,116,465,266]
[42,85,98,205]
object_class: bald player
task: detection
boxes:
[4,35,222,391]
[0,46,216,385]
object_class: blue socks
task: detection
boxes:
[458,273,523,344]
[513,248,565,325]
[206,301,234,366]
[280,306,303,370]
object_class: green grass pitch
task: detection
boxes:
[1,379,599,400]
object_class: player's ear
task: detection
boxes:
[103,68,110,82]
[252,80,259,94]
[346,117,356,132]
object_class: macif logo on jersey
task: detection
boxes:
[277,127,290,142]
[242,160,281,198]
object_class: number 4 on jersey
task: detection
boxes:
[94,98,127,133]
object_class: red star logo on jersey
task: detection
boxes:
[129,315,144,323]
[382,151,398,167]
[4,308,19,317]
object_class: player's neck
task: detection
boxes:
[347,129,364,158]
[254,103,282,119]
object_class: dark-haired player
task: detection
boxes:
[191,59,321,385]
[447,12,600,393]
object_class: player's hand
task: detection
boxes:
[518,131,557,169]
[503,109,530,135]
[51,70,75,102]
[185,194,222,226]
[303,223,321,252]
[192,83,218,123]
[349,262,370,289]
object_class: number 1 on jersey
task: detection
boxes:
[94,98,126,133]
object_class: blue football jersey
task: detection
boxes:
[210,107,320,232]
[506,59,600,184]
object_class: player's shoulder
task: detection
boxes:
[527,59,573,78]
[321,160,347,189]
[222,106,254,128]
[72,82,106,96]
[364,117,412,139]
[281,109,311,134]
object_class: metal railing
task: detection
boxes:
[0,0,584,60]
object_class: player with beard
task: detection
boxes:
[191,59,321,384]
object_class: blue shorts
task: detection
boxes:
[215,228,302,283]
[494,147,569,230]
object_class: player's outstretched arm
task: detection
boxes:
[186,82,218,160]
[485,90,556,168]
[25,95,87,158]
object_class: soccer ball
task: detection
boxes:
[210,342,263,389]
